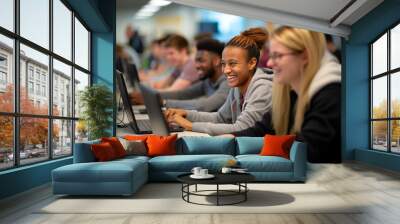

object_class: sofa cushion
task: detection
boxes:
[148,154,235,172]
[260,134,296,159]
[176,136,236,155]
[119,138,147,156]
[115,155,150,163]
[235,137,263,155]
[147,134,177,157]
[236,155,293,172]
[124,134,152,141]
[52,158,147,183]
[91,142,118,161]
[73,140,100,163]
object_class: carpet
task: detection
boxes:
[38,183,361,214]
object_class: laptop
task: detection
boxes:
[116,70,152,134]
[139,83,184,136]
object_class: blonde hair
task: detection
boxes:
[271,26,326,134]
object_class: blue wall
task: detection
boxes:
[0,0,116,200]
[344,0,400,170]
[0,158,72,199]
[91,0,116,136]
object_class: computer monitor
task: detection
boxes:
[126,63,140,88]
[116,70,151,134]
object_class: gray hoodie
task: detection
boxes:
[186,68,274,135]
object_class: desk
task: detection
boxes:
[117,107,210,137]
[117,126,210,137]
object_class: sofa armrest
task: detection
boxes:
[73,140,100,163]
[289,141,307,181]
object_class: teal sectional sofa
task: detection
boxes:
[52,136,307,196]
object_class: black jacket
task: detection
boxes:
[233,83,341,163]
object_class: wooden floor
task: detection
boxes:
[1,162,400,224]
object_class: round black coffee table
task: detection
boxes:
[177,173,255,206]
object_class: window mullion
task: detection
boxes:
[388,30,391,152]
[13,0,20,167]
[49,0,54,160]
[71,10,76,154]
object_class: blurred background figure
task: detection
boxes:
[151,34,199,91]
[125,24,144,56]
[325,34,342,63]
[139,34,174,84]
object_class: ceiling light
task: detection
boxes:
[140,4,160,13]
[149,0,171,7]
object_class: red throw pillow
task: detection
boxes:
[260,134,296,159]
[91,142,117,161]
[101,137,126,158]
[146,134,178,157]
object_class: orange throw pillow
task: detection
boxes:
[91,142,117,161]
[260,134,296,159]
[101,137,126,158]
[146,134,178,157]
[124,135,152,141]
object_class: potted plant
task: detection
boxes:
[79,84,113,140]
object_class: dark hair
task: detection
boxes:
[240,27,268,50]
[194,32,213,42]
[226,34,260,63]
[196,38,225,56]
[157,34,173,45]
[324,34,333,43]
[163,34,189,51]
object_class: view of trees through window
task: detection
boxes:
[0,0,91,170]
[371,23,400,154]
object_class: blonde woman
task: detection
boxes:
[234,26,341,163]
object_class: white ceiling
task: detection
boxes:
[169,0,384,37]
[227,0,352,22]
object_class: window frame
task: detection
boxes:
[0,0,92,171]
[370,20,400,154]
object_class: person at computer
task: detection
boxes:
[165,28,273,135]
[131,38,230,112]
[151,34,201,91]
[232,26,341,163]
[138,34,174,84]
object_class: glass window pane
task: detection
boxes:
[20,117,49,165]
[0,116,14,170]
[372,33,387,76]
[75,120,88,143]
[20,0,49,49]
[372,121,388,151]
[20,44,49,115]
[391,120,400,153]
[53,119,72,158]
[391,72,400,118]
[75,18,89,70]
[0,0,14,31]
[372,77,387,119]
[53,0,72,60]
[74,69,89,118]
[0,35,14,112]
[391,24,400,70]
[53,59,72,117]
